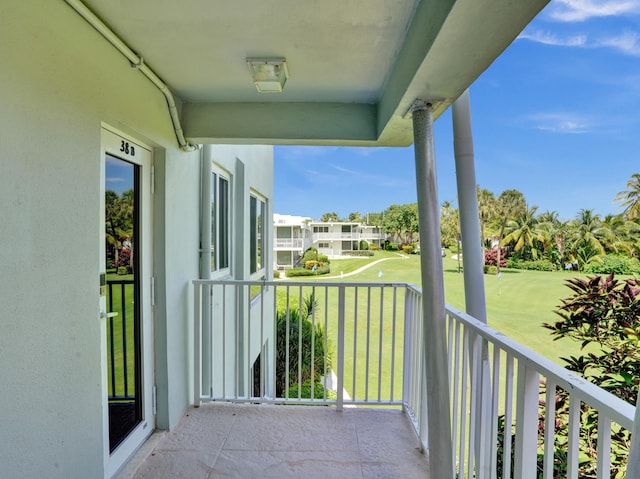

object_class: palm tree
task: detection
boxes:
[615,173,640,220]
[502,206,546,260]
[537,210,569,268]
[495,189,526,273]
[440,201,461,271]
[477,186,495,250]
[600,213,627,254]
[567,209,606,271]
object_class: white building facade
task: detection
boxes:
[273,214,385,269]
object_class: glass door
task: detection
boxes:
[100,127,154,476]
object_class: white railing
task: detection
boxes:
[312,232,385,242]
[274,238,305,250]
[445,304,636,479]
[192,279,637,478]
[193,280,411,410]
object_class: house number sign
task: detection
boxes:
[120,140,136,157]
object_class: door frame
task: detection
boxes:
[100,125,155,477]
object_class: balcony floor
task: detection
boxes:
[119,402,430,479]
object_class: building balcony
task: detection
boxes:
[274,238,306,250]
[123,280,636,478]
[312,232,384,242]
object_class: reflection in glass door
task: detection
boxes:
[104,154,142,452]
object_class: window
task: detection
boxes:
[250,193,266,275]
[318,242,329,248]
[211,169,230,272]
[313,226,328,233]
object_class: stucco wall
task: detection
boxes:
[0,2,199,477]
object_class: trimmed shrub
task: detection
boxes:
[285,265,331,277]
[583,254,640,275]
[304,260,324,270]
[483,265,497,275]
[506,258,555,271]
[342,250,374,257]
[400,244,414,254]
[359,240,369,251]
[370,244,380,251]
[302,248,330,265]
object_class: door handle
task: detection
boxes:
[100,311,119,319]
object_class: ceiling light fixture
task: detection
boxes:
[246,57,289,93]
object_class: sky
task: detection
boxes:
[274,0,640,222]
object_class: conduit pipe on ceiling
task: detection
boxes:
[64,0,198,152]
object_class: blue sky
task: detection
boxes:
[274,0,640,222]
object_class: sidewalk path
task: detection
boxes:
[320,253,409,279]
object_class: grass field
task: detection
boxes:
[315,250,587,367]
[275,250,593,401]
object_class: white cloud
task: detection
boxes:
[526,112,592,134]
[519,29,587,46]
[547,0,640,22]
[519,28,640,56]
[595,30,640,54]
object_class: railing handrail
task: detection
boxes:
[445,304,635,429]
[192,278,413,289]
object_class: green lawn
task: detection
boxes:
[308,250,588,371]
[276,250,591,402]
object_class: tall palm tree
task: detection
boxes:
[615,173,640,220]
[538,210,570,268]
[502,206,546,260]
[567,209,606,271]
[495,189,526,273]
[477,186,495,250]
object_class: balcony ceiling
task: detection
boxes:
[82,0,549,146]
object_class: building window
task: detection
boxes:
[250,193,266,275]
[313,226,328,233]
[211,169,230,272]
[318,242,329,248]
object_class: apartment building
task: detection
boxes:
[273,214,385,270]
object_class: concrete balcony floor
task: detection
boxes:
[118,402,430,479]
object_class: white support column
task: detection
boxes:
[452,89,486,323]
[199,150,212,396]
[412,101,454,479]
[453,90,492,478]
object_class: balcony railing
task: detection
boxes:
[312,232,384,242]
[193,279,637,478]
[274,238,305,250]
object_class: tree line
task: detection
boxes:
[319,173,640,273]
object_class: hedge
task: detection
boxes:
[341,250,374,257]
[285,265,331,277]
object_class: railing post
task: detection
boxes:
[337,285,345,412]
[402,289,412,410]
[627,390,640,478]
[514,362,539,479]
[193,282,202,406]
